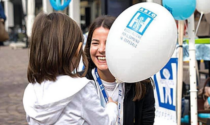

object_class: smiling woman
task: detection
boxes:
[85,16,117,83]
[84,15,155,125]
[90,27,112,80]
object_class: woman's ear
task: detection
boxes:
[75,42,82,56]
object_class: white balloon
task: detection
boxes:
[106,2,177,83]
[196,0,210,14]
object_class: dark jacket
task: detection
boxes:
[85,69,155,125]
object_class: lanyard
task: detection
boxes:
[94,68,108,103]
[118,84,123,125]
[94,68,123,125]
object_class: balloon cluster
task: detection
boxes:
[49,0,71,11]
[162,0,196,20]
[163,0,210,20]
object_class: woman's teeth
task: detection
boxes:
[98,57,106,60]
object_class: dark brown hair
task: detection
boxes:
[85,15,150,101]
[85,15,116,70]
[27,12,88,84]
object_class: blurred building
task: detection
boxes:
[1,0,161,36]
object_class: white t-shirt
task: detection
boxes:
[101,79,118,102]
[92,69,124,125]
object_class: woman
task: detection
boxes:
[23,12,118,125]
[84,15,155,125]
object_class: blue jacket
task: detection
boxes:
[0,2,6,21]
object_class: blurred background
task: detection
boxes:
[1,0,155,48]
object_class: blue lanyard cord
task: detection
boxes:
[95,68,123,125]
[94,68,108,103]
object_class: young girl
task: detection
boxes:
[84,15,155,125]
[23,12,117,125]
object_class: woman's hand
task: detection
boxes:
[108,97,117,105]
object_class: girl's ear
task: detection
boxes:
[75,42,82,56]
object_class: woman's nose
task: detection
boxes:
[98,43,105,52]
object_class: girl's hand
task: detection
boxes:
[108,97,117,105]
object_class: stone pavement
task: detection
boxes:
[0,46,28,125]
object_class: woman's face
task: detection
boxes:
[90,27,109,72]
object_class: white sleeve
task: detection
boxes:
[80,81,118,125]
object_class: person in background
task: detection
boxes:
[23,12,118,125]
[84,15,155,125]
[0,2,9,45]
[0,2,6,26]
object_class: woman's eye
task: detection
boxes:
[91,42,98,45]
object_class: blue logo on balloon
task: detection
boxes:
[163,0,196,20]
[127,7,157,35]
[49,0,71,11]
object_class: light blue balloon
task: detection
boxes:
[181,115,189,123]
[208,96,210,105]
[49,0,71,11]
[163,0,196,20]
[198,113,210,118]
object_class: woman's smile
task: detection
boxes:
[97,56,106,63]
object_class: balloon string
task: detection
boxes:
[110,78,123,98]
[111,83,119,98]
[195,12,203,35]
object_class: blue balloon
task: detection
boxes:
[181,115,189,123]
[49,0,71,11]
[163,0,196,20]
[208,96,210,105]
[198,113,210,118]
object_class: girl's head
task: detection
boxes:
[27,12,88,84]
[85,15,116,72]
